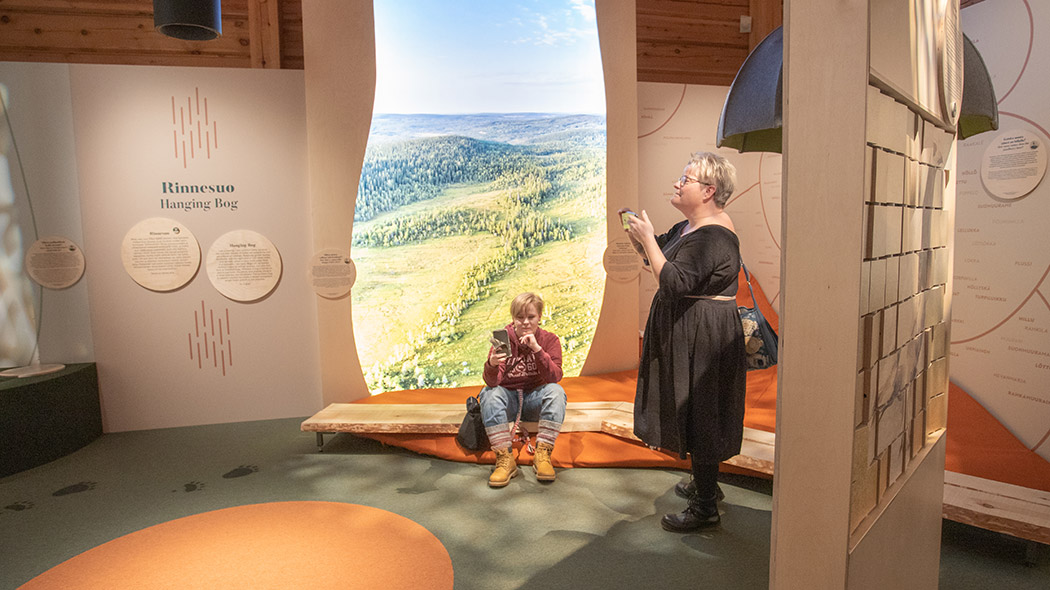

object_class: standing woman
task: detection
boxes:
[622,152,747,532]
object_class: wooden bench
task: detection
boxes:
[943,471,1050,555]
[300,401,775,474]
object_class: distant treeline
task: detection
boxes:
[356,136,529,221]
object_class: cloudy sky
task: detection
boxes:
[372,0,604,115]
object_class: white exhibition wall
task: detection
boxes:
[62,65,323,432]
[957,0,1050,462]
[636,82,781,329]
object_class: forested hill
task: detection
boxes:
[366,113,606,147]
[355,135,534,221]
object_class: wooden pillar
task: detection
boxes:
[773,1,955,588]
[249,0,282,68]
[749,0,783,50]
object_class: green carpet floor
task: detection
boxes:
[0,417,1046,589]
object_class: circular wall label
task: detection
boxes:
[980,130,1047,200]
[120,218,201,291]
[309,248,356,299]
[206,229,282,302]
[603,237,643,283]
[25,236,85,289]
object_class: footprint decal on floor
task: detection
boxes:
[52,482,97,497]
[183,481,205,492]
[222,465,259,479]
[4,500,34,512]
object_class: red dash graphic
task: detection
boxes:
[212,341,217,367]
[197,343,202,369]
[182,142,187,168]
[171,96,176,124]
[201,301,206,327]
[187,97,193,125]
[204,332,209,358]
[226,309,230,334]
[219,319,224,345]
[180,107,185,135]
[190,132,195,158]
[173,130,179,160]
[197,121,202,148]
[204,97,209,125]
[195,87,200,115]
[210,309,215,335]
[213,121,218,149]
[227,340,233,366]
[206,132,211,158]
[221,350,226,377]
[188,333,193,359]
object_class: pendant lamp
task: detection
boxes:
[957,33,999,140]
[716,26,783,154]
[716,28,1000,154]
[154,0,222,41]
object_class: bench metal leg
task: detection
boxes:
[1024,540,1041,567]
[316,433,325,452]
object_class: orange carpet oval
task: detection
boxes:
[23,501,453,589]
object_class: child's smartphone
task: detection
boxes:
[491,329,511,353]
[619,210,637,230]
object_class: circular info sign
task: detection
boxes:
[981,130,1047,201]
[309,248,356,299]
[25,236,86,289]
[603,236,643,283]
[206,229,282,302]
[120,218,201,292]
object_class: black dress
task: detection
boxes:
[634,221,747,462]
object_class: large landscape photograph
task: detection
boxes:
[352,1,607,393]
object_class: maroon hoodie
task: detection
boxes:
[482,324,563,390]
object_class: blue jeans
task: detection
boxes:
[479,383,567,428]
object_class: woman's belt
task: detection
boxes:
[683,295,735,301]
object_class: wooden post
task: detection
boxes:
[249,0,282,68]
[749,0,783,50]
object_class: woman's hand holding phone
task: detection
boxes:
[617,208,651,266]
[488,329,511,366]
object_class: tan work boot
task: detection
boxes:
[489,448,518,487]
[534,442,556,482]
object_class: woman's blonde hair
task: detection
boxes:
[687,151,736,208]
[510,292,544,317]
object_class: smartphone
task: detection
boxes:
[619,210,637,231]
[491,329,511,353]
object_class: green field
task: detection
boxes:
[350,114,607,393]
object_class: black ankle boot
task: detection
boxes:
[674,479,725,502]
[661,494,720,533]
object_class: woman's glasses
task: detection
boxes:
[677,175,712,187]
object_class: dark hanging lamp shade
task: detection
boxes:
[957,33,999,139]
[154,0,222,41]
[717,26,783,154]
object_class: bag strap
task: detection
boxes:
[511,388,534,454]
[741,262,770,327]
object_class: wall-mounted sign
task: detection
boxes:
[936,0,963,127]
[309,248,356,299]
[981,130,1047,200]
[120,217,201,291]
[603,237,643,283]
[25,236,86,289]
[206,229,282,302]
